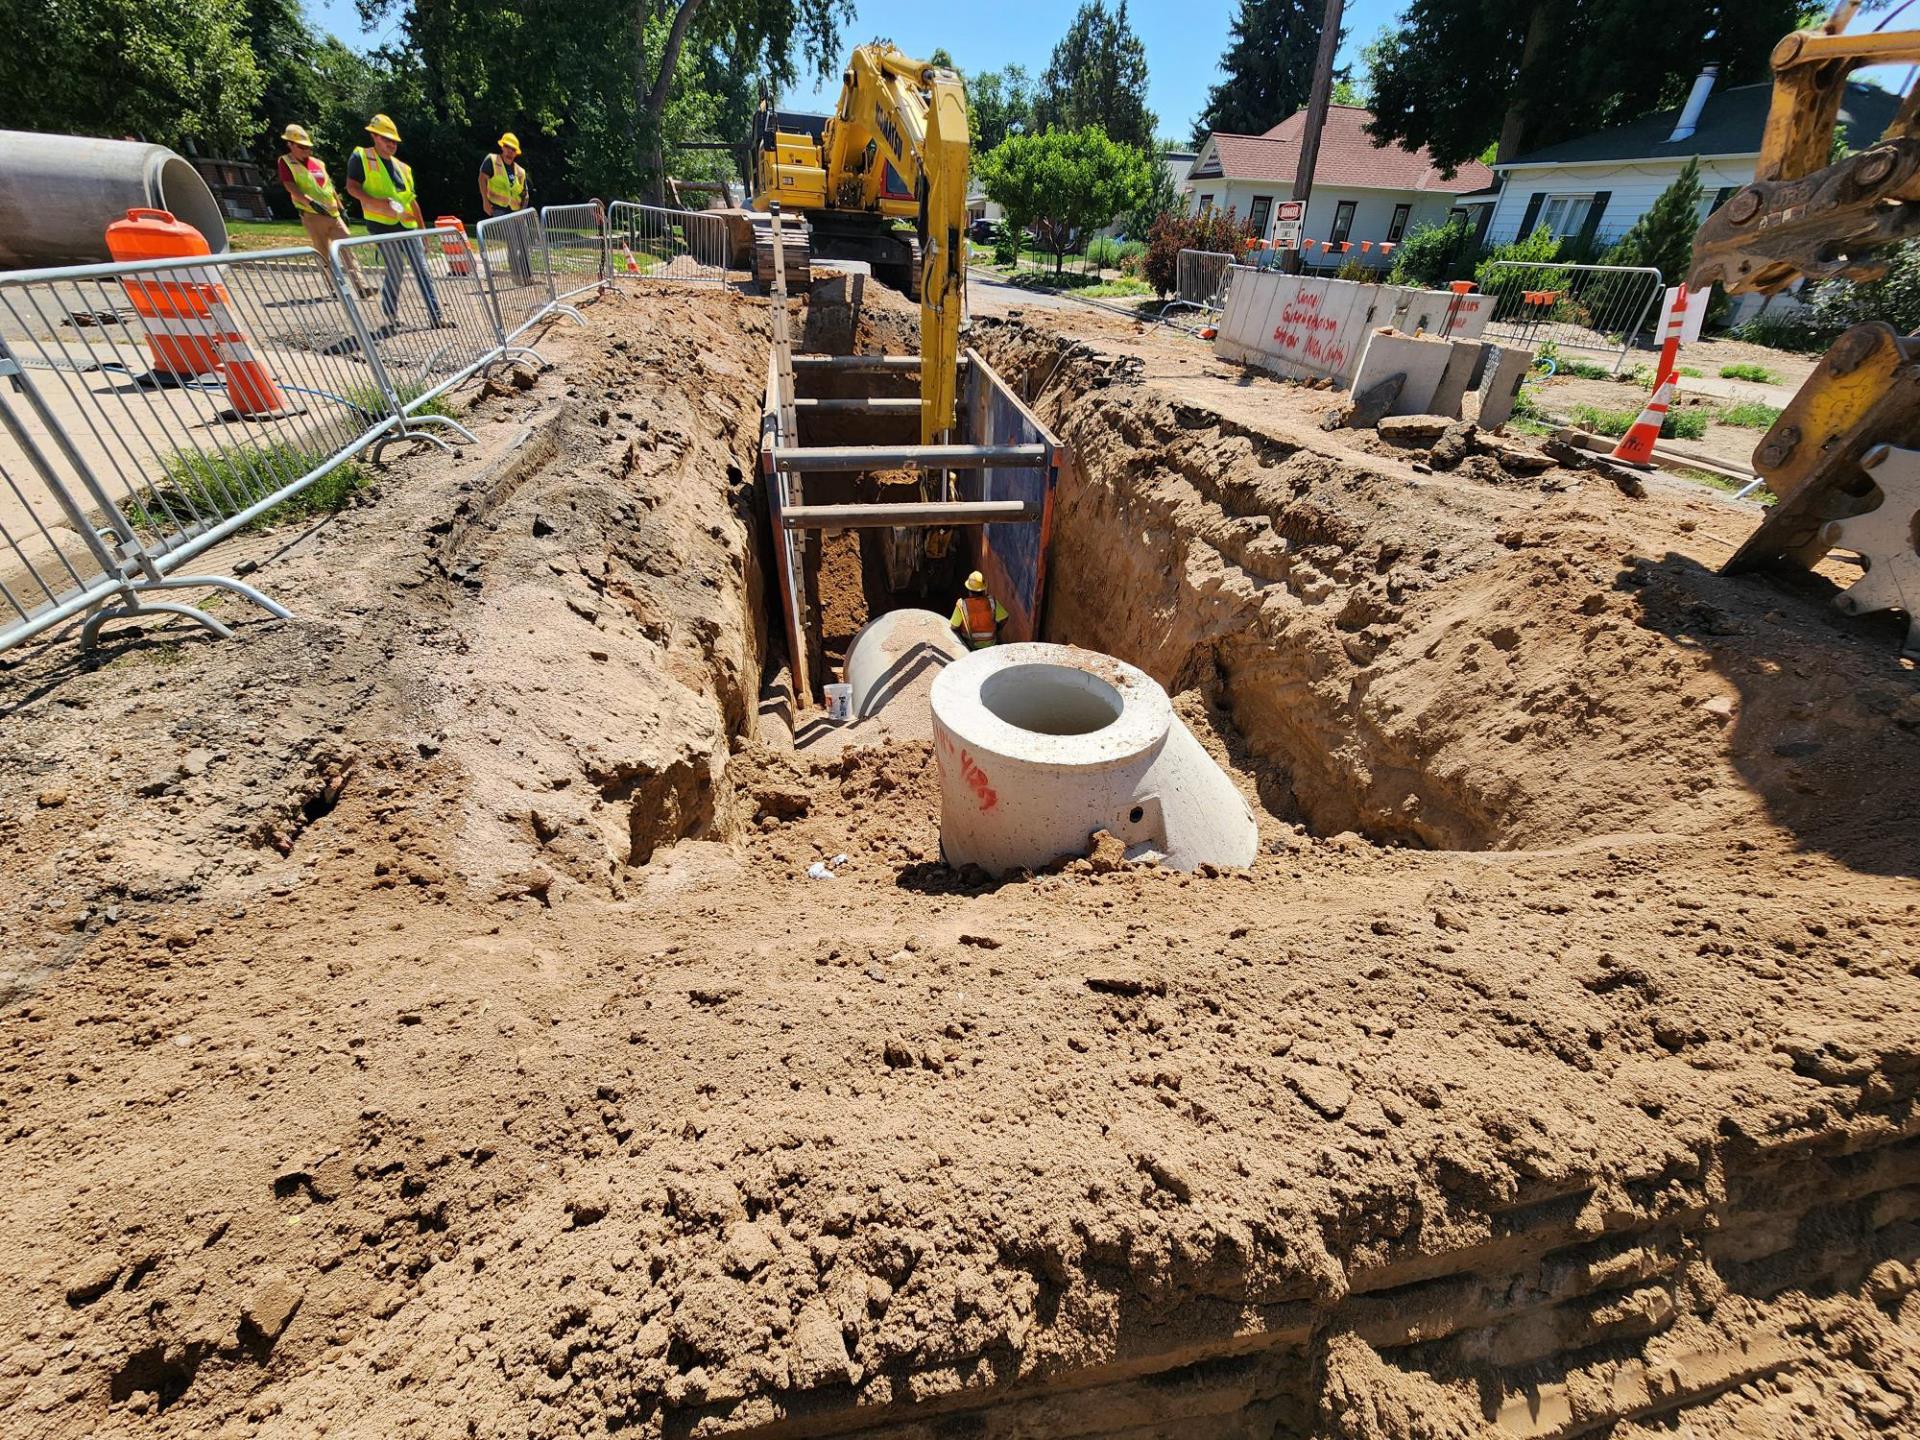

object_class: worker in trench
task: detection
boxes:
[478,131,535,287]
[950,570,1009,650]
[275,125,374,300]
[346,114,447,329]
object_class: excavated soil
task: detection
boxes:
[0,282,1918,1440]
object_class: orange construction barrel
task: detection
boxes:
[105,208,220,378]
[435,216,472,275]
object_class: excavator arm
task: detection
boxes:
[1686,4,1920,653]
[754,45,969,445]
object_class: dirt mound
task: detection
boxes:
[0,287,1916,1440]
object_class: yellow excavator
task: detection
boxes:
[749,43,970,445]
[1688,2,1920,652]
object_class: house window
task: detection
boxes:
[1330,200,1356,243]
[1538,193,1596,239]
[1197,193,1214,213]
[1387,203,1412,242]
[1248,195,1273,237]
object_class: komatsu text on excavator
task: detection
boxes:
[1689,1,1920,652]
[749,44,969,446]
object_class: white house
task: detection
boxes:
[1186,106,1493,267]
[1484,69,1901,251]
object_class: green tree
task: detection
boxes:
[969,65,1035,154]
[1124,143,1181,238]
[1034,1,1156,151]
[0,0,264,152]
[1192,0,1329,142]
[978,126,1153,272]
[1364,0,1816,172]
[1601,155,1705,282]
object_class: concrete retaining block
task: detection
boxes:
[1475,344,1534,430]
[1214,268,1498,390]
[1351,331,1458,416]
[1430,340,1488,420]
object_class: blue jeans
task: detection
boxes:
[367,227,442,325]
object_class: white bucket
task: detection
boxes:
[824,682,854,723]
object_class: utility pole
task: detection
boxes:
[1285,0,1345,275]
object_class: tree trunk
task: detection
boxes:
[639,0,706,203]
[1495,2,1552,164]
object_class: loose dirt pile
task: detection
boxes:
[0,284,1917,1440]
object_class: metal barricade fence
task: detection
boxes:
[0,244,440,650]
[541,203,611,303]
[332,227,500,441]
[473,208,562,346]
[1479,260,1665,373]
[1176,249,1234,311]
[608,202,730,286]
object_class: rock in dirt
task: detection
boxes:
[1086,828,1128,873]
[64,1257,121,1307]
[1427,422,1478,471]
[788,1299,859,1389]
[241,1272,303,1341]
[1323,373,1404,431]
[1377,415,1454,442]
[1285,1062,1353,1119]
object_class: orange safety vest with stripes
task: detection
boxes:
[951,592,1007,648]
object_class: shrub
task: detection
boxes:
[1386,214,1474,288]
[1085,236,1145,269]
[993,232,1021,267]
[1335,257,1374,282]
[1476,226,1571,319]
[1143,204,1254,298]
[1719,362,1777,383]
[1719,400,1782,429]
[1734,238,1920,351]
[1733,307,1828,352]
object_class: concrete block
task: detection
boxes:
[1430,340,1488,420]
[1474,344,1535,430]
[1351,330,1457,416]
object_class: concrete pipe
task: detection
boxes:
[0,132,229,269]
[929,643,1259,875]
[844,608,966,720]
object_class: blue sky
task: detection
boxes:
[304,0,1403,140]
[305,0,1913,141]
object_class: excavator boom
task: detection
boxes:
[752,45,969,445]
[1687,3,1920,654]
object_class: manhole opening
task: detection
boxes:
[979,663,1122,736]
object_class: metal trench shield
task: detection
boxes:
[955,347,1065,643]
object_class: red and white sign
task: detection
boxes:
[1276,200,1304,224]
[1656,284,1709,344]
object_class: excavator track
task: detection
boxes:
[751,214,810,293]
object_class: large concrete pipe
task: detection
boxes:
[0,132,229,269]
[930,643,1259,875]
[844,608,966,720]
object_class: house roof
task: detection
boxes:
[1495,80,1900,170]
[1189,105,1494,194]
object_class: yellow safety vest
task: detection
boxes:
[353,147,418,228]
[485,156,527,212]
[283,154,341,216]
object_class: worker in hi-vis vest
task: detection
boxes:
[345,114,445,327]
[478,132,533,285]
[949,571,1009,650]
[276,124,372,298]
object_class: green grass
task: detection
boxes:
[1568,401,1709,441]
[1676,365,1703,378]
[1560,358,1614,381]
[1719,362,1778,384]
[1077,277,1153,298]
[130,442,372,534]
[1673,466,1776,506]
[224,218,309,251]
[1718,400,1782,429]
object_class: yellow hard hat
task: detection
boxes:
[281,123,313,146]
[497,132,521,152]
[966,570,985,592]
[365,113,402,142]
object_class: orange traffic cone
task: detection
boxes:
[207,296,294,419]
[1609,380,1673,467]
[621,240,640,275]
